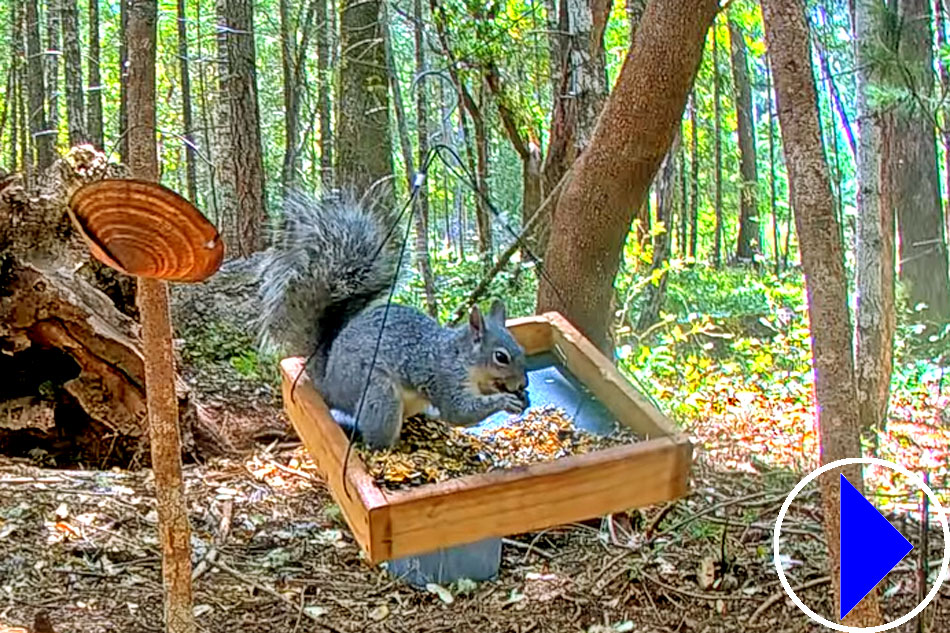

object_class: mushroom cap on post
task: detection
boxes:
[67,179,224,283]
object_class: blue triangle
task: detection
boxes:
[839,474,913,619]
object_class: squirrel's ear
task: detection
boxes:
[488,299,507,324]
[469,305,485,342]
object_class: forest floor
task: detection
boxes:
[2,264,950,632]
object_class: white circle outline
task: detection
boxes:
[772,457,950,632]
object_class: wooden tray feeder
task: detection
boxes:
[281,312,692,563]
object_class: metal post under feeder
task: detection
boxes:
[280,311,693,586]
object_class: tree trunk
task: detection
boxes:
[637,131,680,332]
[384,8,437,315]
[729,18,759,263]
[26,0,55,171]
[761,0,883,626]
[712,20,723,268]
[337,0,394,201]
[853,0,896,438]
[536,0,718,352]
[893,0,950,324]
[87,0,104,150]
[689,89,699,262]
[9,2,21,171]
[62,0,86,146]
[316,0,333,187]
[46,0,61,148]
[176,0,198,202]
[767,59,780,275]
[413,0,437,316]
[539,0,612,256]
[119,0,129,163]
[216,0,267,256]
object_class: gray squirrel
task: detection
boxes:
[256,190,530,449]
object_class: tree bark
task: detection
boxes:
[893,0,950,324]
[216,0,267,255]
[46,0,61,147]
[119,0,129,163]
[177,0,198,202]
[384,8,437,315]
[539,0,612,256]
[26,0,55,171]
[413,0,437,316]
[853,0,896,438]
[9,2,21,171]
[62,0,86,146]
[337,0,394,201]
[728,18,759,263]
[536,0,718,352]
[761,0,883,626]
[712,20,723,268]
[766,59,780,275]
[87,0,105,150]
[637,131,680,332]
[127,0,197,629]
[316,0,333,187]
[689,89,699,262]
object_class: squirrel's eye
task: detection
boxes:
[493,350,510,365]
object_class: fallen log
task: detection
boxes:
[0,146,230,467]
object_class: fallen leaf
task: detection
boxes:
[303,606,328,619]
[426,583,454,604]
[193,604,212,618]
[368,605,389,621]
[54,503,69,520]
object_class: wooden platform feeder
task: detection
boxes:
[281,311,692,563]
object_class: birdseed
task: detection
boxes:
[356,406,641,491]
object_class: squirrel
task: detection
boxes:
[256,189,530,449]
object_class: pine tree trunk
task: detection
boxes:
[712,20,723,268]
[88,0,104,150]
[126,0,197,629]
[279,0,299,191]
[536,0,718,352]
[637,132,680,332]
[119,0,129,162]
[316,0,333,187]
[853,0,896,437]
[46,0,61,147]
[176,0,197,202]
[767,60,780,275]
[761,0,883,626]
[26,0,54,171]
[196,0,219,222]
[413,0,437,316]
[729,18,759,263]
[539,0,612,256]
[689,89,699,262]
[893,0,950,324]
[337,0,394,201]
[9,3,21,171]
[216,0,267,255]
[62,0,86,146]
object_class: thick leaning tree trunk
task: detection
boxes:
[761,0,883,626]
[536,0,718,353]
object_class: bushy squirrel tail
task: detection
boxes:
[256,189,397,381]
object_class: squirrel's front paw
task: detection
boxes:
[497,392,528,415]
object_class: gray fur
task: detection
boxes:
[256,190,529,449]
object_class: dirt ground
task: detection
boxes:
[1,433,946,633]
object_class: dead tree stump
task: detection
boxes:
[0,147,229,466]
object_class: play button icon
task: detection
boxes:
[773,457,950,632]
[839,474,914,619]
